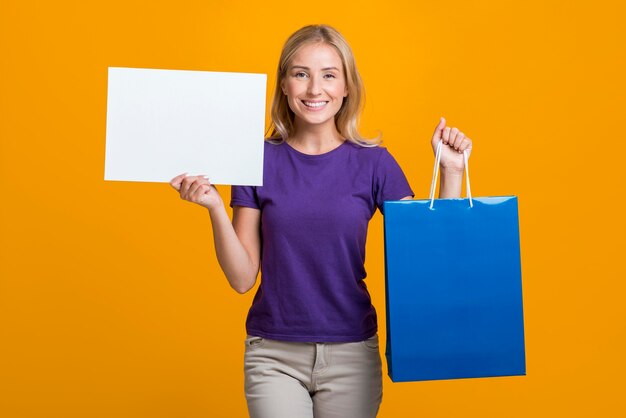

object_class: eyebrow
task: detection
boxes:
[290,65,340,71]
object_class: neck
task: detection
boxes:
[288,120,344,154]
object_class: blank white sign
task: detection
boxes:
[105,67,267,185]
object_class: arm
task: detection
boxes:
[438,171,464,198]
[431,117,473,198]
[209,205,260,294]
[170,174,261,294]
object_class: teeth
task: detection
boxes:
[303,101,327,108]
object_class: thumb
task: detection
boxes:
[432,117,446,142]
[169,173,187,191]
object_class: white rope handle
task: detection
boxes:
[428,140,473,209]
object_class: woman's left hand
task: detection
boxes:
[431,117,473,173]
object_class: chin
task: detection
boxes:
[297,109,341,125]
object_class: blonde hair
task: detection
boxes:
[267,24,380,147]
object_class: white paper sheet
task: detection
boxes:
[104,67,266,185]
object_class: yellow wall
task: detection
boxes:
[1,1,625,416]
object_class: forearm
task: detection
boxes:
[438,169,464,198]
[208,206,259,294]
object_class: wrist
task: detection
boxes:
[207,202,225,217]
[438,168,463,199]
[440,166,464,177]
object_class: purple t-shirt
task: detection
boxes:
[230,140,413,342]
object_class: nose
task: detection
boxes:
[307,76,322,96]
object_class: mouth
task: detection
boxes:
[301,100,329,110]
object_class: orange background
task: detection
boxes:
[1,1,625,417]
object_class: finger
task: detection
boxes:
[452,132,465,150]
[191,175,214,198]
[459,138,472,156]
[189,175,211,195]
[432,117,446,141]
[192,184,211,202]
[180,175,197,196]
[201,175,213,188]
[187,179,203,198]
[170,173,187,191]
[442,127,451,144]
[448,127,459,147]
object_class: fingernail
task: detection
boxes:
[202,175,210,180]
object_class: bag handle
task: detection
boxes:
[428,140,473,209]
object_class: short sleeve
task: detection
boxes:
[374,148,414,214]
[230,185,260,209]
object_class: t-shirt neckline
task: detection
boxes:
[283,140,348,160]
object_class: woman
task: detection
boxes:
[171,24,472,418]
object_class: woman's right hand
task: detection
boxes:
[170,173,223,211]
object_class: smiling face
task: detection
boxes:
[281,42,348,133]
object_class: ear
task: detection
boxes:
[281,80,287,95]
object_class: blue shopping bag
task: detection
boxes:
[383,142,525,382]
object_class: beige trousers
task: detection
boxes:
[243,334,383,418]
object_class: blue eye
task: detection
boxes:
[294,72,308,78]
